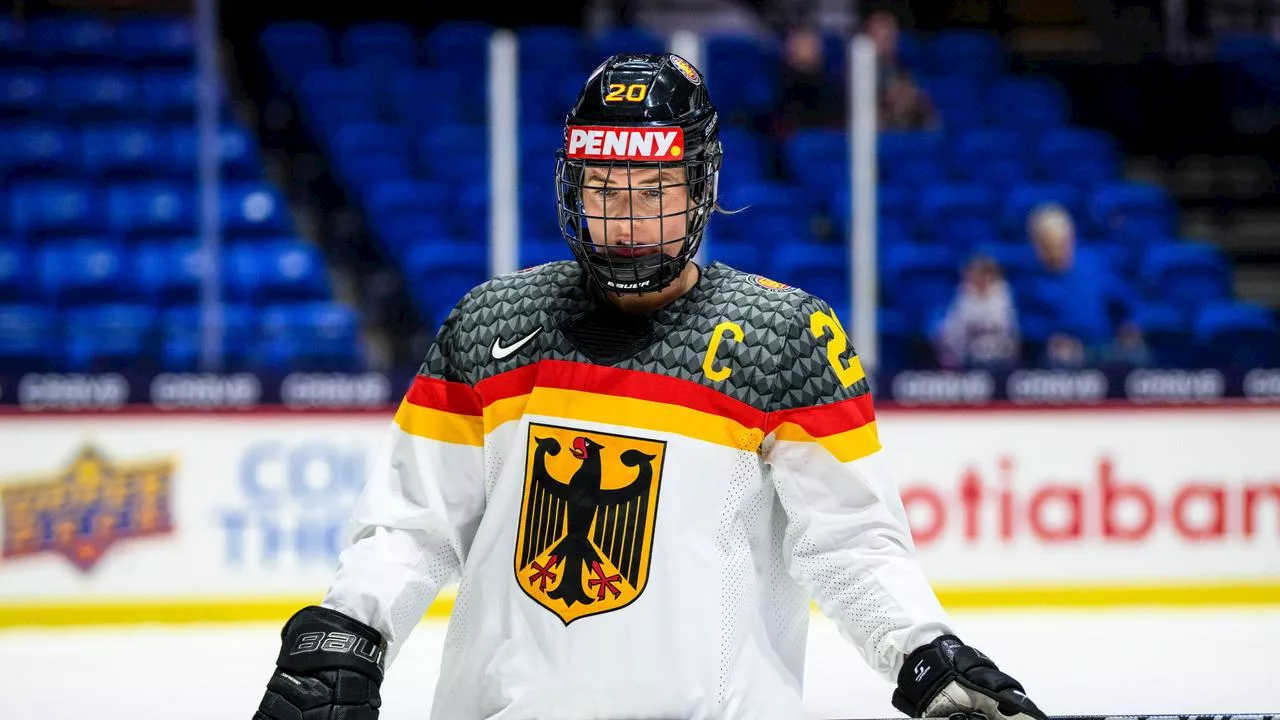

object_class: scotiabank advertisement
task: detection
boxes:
[0,407,1276,622]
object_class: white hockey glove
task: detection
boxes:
[892,635,1047,720]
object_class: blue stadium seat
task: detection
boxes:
[139,70,197,120]
[9,179,101,238]
[0,16,28,60]
[370,210,454,260]
[519,234,567,270]
[520,190,561,240]
[1193,301,1279,368]
[717,126,769,185]
[918,74,985,129]
[79,122,165,178]
[331,120,410,159]
[1141,241,1232,313]
[704,237,766,275]
[0,242,31,300]
[934,216,1001,251]
[950,127,1027,172]
[363,179,454,218]
[1088,181,1177,238]
[417,124,487,182]
[916,183,996,238]
[389,69,472,125]
[37,239,130,306]
[62,304,158,372]
[258,22,332,89]
[883,243,962,324]
[878,130,944,166]
[720,180,815,218]
[0,123,75,179]
[925,30,1004,76]
[1034,127,1119,185]
[422,21,492,81]
[971,243,1038,278]
[256,301,364,372]
[106,182,195,238]
[984,76,1069,129]
[519,27,590,124]
[296,67,380,128]
[340,21,417,67]
[702,33,780,122]
[719,209,816,245]
[334,148,415,191]
[781,127,846,187]
[116,15,194,66]
[0,303,56,370]
[169,123,264,180]
[226,240,331,303]
[961,155,1032,193]
[159,303,256,372]
[28,15,116,61]
[401,240,489,328]
[49,68,139,120]
[220,182,292,235]
[0,67,47,117]
[135,240,207,305]
[1130,302,1194,368]
[772,242,850,308]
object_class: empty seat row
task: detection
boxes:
[1,180,291,238]
[0,238,330,306]
[0,121,261,180]
[0,300,364,373]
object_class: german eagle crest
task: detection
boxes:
[514,422,666,624]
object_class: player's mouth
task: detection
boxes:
[606,245,659,258]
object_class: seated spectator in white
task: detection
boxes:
[933,253,1021,370]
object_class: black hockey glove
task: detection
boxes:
[892,635,1047,720]
[253,605,385,720]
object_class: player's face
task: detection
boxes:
[580,165,691,260]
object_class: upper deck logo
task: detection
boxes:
[514,423,667,624]
[1,445,176,571]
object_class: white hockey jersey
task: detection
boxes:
[322,260,954,720]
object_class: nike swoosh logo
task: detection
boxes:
[490,327,542,360]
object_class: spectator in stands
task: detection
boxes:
[864,8,938,131]
[772,23,846,136]
[1026,203,1147,368]
[933,252,1021,370]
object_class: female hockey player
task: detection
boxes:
[252,52,1047,720]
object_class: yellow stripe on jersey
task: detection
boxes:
[394,399,484,446]
[771,420,881,463]
[522,387,766,453]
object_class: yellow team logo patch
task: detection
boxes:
[515,423,666,625]
[750,274,794,292]
[669,54,701,85]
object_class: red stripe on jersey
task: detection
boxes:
[477,359,767,430]
[404,374,483,416]
[764,393,875,438]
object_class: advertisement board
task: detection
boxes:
[0,407,1276,626]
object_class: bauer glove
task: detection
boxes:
[892,634,1047,720]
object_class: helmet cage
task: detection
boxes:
[555,152,720,295]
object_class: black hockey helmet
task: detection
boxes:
[555,52,723,296]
